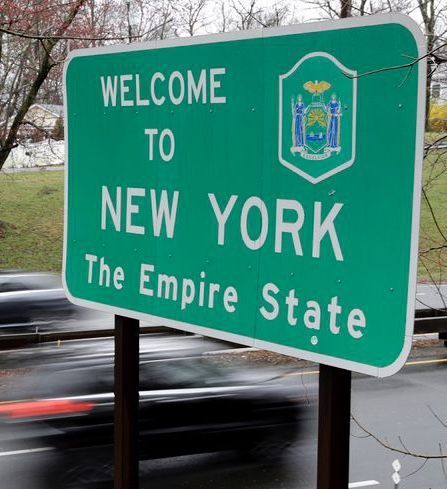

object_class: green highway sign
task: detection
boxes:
[63,14,426,377]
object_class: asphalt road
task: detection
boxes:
[416,283,447,311]
[0,347,446,489]
[135,357,447,489]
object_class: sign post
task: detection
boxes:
[63,13,426,488]
[317,365,352,489]
[114,315,139,489]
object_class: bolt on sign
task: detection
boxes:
[63,14,426,377]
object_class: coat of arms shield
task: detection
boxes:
[278,52,357,184]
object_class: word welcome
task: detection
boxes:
[100,68,226,108]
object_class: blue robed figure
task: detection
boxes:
[327,94,340,149]
[293,95,306,147]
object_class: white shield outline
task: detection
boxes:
[278,51,357,184]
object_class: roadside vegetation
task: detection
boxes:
[0,170,64,272]
[0,159,445,281]
[419,144,447,283]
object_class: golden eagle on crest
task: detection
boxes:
[303,80,331,94]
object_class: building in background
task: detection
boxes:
[22,104,64,140]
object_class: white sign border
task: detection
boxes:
[63,13,426,378]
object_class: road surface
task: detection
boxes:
[416,283,447,312]
[0,343,446,488]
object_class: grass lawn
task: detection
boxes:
[0,155,445,281]
[418,146,447,282]
[0,170,64,272]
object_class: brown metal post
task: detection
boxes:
[114,315,139,489]
[317,364,352,489]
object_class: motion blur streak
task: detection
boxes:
[0,333,316,489]
[0,399,94,418]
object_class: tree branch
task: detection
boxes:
[352,414,447,459]
[0,22,171,42]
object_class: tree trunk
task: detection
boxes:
[340,0,352,18]
[425,64,432,132]
[0,58,52,170]
[0,0,86,171]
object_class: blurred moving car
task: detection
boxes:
[0,336,316,488]
[0,271,61,292]
[0,271,83,330]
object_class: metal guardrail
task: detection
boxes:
[415,316,447,335]
[0,312,446,351]
[0,325,187,350]
[414,308,447,334]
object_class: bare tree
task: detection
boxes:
[340,0,352,18]
[216,0,232,32]
[0,0,89,170]
[256,3,292,28]
[170,0,209,36]
[231,0,264,30]
[417,0,447,129]
[223,0,292,31]
[305,0,412,20]
[123,0,174,42]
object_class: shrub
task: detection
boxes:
[428,104,447,132]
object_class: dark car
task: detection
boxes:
[0,336,315,488]
[0,272,61,293]
[0,271,83,329]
